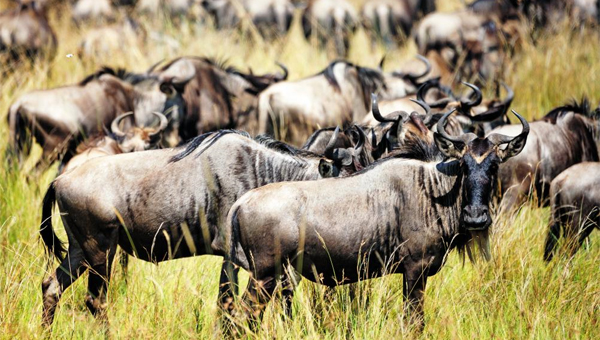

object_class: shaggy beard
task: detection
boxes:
[465,228,492,263]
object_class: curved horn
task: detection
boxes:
[410,98,433,125]
[410,98,431,116]
[352,125,366,154]
[460,82,483,111]
[371,93,395,123]
[407,55,431,80]
[436,109,467,143]
[487,110,530,145]
[417,79,453,108]
[275,62,288,81]
[148,112,168,137]
[468,82,514,122]
[379,55,386,69]
[499,82,514,113]
[111,112,134,138]
[146,59,164,74]
[324,126,340,158]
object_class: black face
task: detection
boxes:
[460,139,501,230]
[435,109,529,230]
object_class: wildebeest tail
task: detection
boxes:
[6,104,27,163]
[213,203,248,269]
[40,182,66,262]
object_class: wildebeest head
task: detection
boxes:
[110,111,168,152]
[370,93,432,158]
[435,109,529,230]
[417,80,514,135]
[303,124,374,166]
[319,125,367,176]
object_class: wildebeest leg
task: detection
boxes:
[42,245,86,328]
[83,230,119,324]
[543,221,562,262]
[240,275,277,330]
[569,223,595,258]
[402,265,428,331]
[218,259,240,314]
[280,273,295,319]
[118,250,129,281]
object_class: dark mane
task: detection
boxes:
[170,130,250,162]
[389,137,444,162]
[170,130,322,163]
[320,60,347,90]
[254,134,322,159]
[158,56,231,73]
[319,60,385,111]
[541,97,591,123]
[356,65,386,111]
[79,67,117,85]
[302,127,337,150]
[227,70,278,95]
[79,67,152,86]
[352,137,443,176]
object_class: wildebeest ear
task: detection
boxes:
[434,132,465,159]
[318,159,336,178]
[497,134,527,162]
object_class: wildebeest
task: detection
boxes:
[572,0,600,25]
[78,18,144,59]
[72,0,114,23]
[361,94,437,159]
[302,124,376,169]
[0,0,57,62]
[201,0,294,38]
[39,129,365,328]
[491,99,599,211]
[415,80,515,136]
[361,0,412,47]
[365,80,513,145]
[414,9,505,83]
[151,56,288,143]
[360,0,435,48]
[6,63,193,171]
[257,58,428,145]
[214,110,530,329]
[521,0,599,29]
[242,0,295,38]
[302,0,360,57]
[61,111,167,173]
[543,162,600,261]
[137,0,196,18]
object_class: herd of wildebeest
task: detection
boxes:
[2,0,600,334]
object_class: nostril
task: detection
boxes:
[463,206,489,219]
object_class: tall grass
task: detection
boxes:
[0,2,599,339]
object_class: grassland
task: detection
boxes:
[0,1,599,339]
